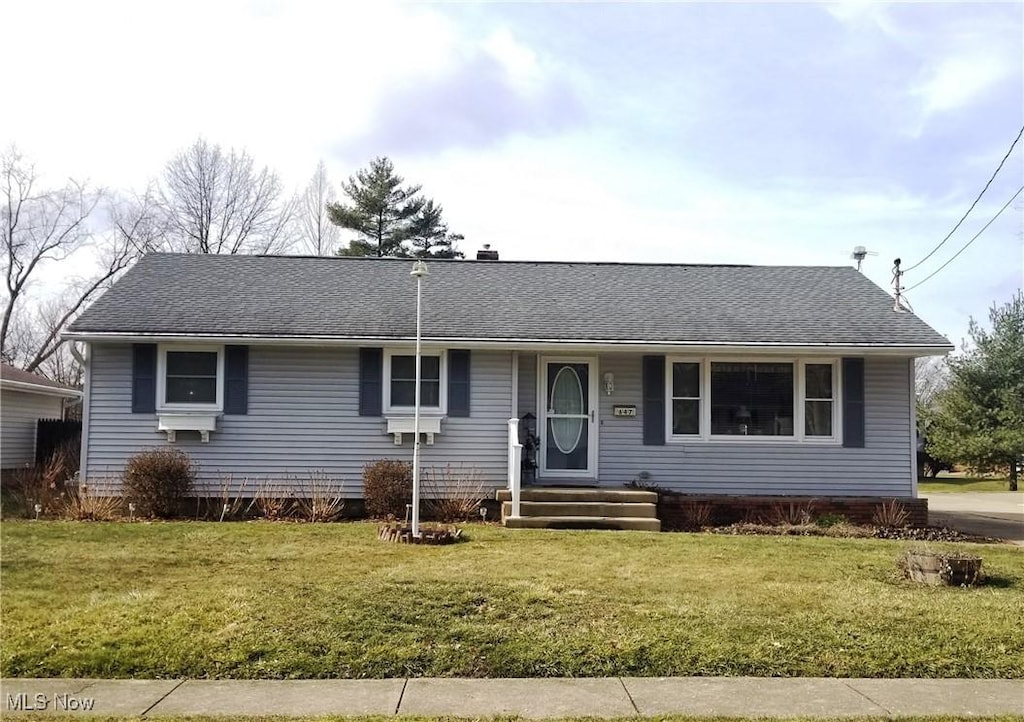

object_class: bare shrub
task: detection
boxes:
[123,448,195,518]
[872,499,910,528]
[423,464,485,522]
[61,480,122,521]
[293,471,346,522]
[6,440,81,517]
[683,502,714,529]
[363,459,412,520]
[253,479,293,520]
[210,474,252,521]
[740,507,764,525]
[769,501,816,526]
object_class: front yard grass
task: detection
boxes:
[918,476,1017,493]
[1,522,1022,679]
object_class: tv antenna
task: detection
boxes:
[851,246,878,272]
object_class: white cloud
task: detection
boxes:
[914,52,1013,117]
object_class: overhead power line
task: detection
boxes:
[904,124,1024,273]
[904,184,1024,292]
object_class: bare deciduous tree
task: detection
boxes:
[916,356,949,413]
[159,138,295,255]
[296,160,340,256]
[1,147,145,376]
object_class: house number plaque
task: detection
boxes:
[612,405,637,417]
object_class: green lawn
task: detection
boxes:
[2,522,1022,679]
[918,476,1017,493]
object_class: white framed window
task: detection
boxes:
[803,360,839,441]
[157,345,224,411]
[383,349,447,415]
[666,357,840,443]
[710,361,795,437]
[668,359,702,436]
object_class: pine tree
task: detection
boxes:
[408,199,464,259]
[925,292,1024,490]
[328,157,425,257]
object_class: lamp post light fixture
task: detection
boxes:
[410,259,429,538]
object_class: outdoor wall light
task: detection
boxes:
[603,372,615,396]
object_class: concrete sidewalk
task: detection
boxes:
[2,677,1022,717]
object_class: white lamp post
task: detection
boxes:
[410,259,429,538]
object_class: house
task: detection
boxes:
[65,252,951,526]
[1,364,82,470]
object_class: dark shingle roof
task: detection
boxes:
[67,254,951,348]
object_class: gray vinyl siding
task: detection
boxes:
[517,353,537,421]
[521,353,914,496]
[1,390,65,468]
[84,344,512,496]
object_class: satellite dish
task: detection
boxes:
[850,245,878,271]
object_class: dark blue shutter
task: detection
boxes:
[224,345,248,415]
[842,357,865,448]
[642,355,666,445]
[359,348,383,416]
[448,350,471,417]
[131,344,157,413]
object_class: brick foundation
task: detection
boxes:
[657,493,928,530]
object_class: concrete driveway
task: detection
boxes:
[923,492,1024,546]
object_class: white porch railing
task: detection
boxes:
[507,417,522,518]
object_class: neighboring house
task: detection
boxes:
[1,364,82,469]
[65,253,951,507]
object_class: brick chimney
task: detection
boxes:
[476,244,499,261]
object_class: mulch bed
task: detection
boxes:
[706,522,997,543]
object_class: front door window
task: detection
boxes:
[544,361,591,472]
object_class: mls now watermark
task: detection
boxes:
[7,692,96,711]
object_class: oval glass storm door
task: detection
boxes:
[550,366,584,453]
[544,361,590,472]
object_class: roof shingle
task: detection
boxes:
[67,254,951,348]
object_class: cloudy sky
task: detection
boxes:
[2,0,1021,346]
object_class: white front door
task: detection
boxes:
[539,357,598,479]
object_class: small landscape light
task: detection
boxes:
[479,507,488,522]
[33,503,42,520]
[128,502,136,521]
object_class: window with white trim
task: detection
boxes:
[384,350,446,414]
[667,358,840,442]
[670,361,702,436]
[157,346,224,410]
[804,363,835,437]
[710,362,794,436]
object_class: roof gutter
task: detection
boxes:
[63,331,954,357]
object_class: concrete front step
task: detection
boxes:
[495,487,658,504]
[504,515,661,531]
[502,501,658,519]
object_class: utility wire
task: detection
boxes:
[904,124,1024,273]
[904,184,1024,292]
